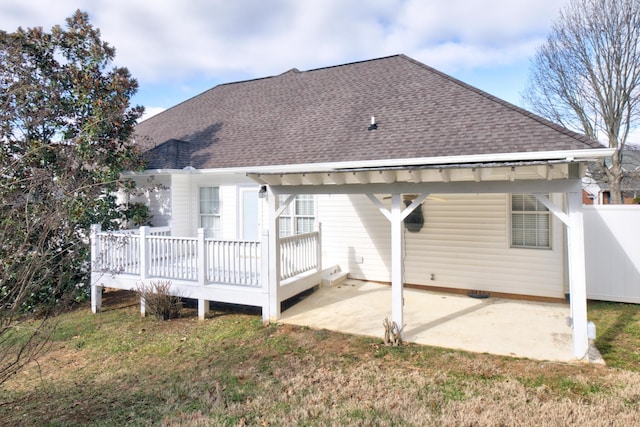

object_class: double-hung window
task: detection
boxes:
[200,187,221,238]
[279,194,316,237]
[511,193,550,249]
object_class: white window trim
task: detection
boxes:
[199,186,221,239]
[510,193,552,250]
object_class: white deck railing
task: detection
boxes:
[280,231,321,281]
[95,233,142,275]
[206,239,261,286]
[148,235,199,281]
[92,225,320,287]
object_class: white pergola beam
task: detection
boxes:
[275,194,295,218]
[400,193,429,221]
[302,173,324,186]
[327,172,346,185]
[533,193,570,226]
[473,168,482,182]
[380,170,396,184]
[366,194,391,221]
[260,175,590,360]
[270,178,581,196]
[353,171,370,184]
[366,192,428,335]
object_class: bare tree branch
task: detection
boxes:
[524,0,640,203]
[0,10,146,384]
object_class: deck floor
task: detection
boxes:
[279,280,603,363]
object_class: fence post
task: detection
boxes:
[197,228,209,320]
[316,222,322,273]
[139,226,149,317]
[140,226,149,280]
[90,224,103,313]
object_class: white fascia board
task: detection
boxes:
[123,168,239,177]
[242,148,615,175]
[124,148,615,176]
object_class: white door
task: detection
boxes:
[241,188,259,241]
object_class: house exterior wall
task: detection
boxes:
[139,175,171,227]
[318,193,567,299]
[136,175,568,299]
[169,174,192,237]
[139,173,260,239]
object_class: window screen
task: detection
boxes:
[279,194,316,237]
[511,194,550,248]
[200,187,220,238]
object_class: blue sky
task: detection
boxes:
[1,0,569,121]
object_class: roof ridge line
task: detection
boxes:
[138,55,406,125]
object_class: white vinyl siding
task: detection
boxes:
[318,193,565,299]
[170,174,191,237]
[189,175,256,239]
[511,194,551,249]
[129,175,171,227]
[279,194,316,237]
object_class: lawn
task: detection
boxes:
[1,290,639,426]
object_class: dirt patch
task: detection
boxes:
[101,288,139,310]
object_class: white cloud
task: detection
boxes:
[1,0,568,77]
[0,0,570,107]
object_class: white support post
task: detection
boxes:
[91,283,103,314]
[140,296,146,318]
[566,184,589,359]
[261,229,271,323]
[90,224,102,313]
[390,193,404,331]
[139,226,149,317]
[316,222,323,273]
[267,188,282,322]
[197,228,209,320]
[366,192,424,335]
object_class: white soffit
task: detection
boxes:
[249,163,583,187]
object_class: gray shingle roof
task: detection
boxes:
[136,54,603,170]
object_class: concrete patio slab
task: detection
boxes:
[279,280,602,363]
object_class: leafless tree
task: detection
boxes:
[524,0,640,204]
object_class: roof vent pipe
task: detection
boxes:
[368,116,377,131]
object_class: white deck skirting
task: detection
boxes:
[90,225,323,321]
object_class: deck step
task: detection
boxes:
[322,270,348,287]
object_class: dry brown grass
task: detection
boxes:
[1,290,639,426]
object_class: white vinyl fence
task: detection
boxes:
[584,205,640,303]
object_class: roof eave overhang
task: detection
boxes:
[124,147,614,177]
[246,148,614,175]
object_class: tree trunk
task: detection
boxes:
[598,152,625,204]
[609,167,624,205]
[608,160,625,204]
